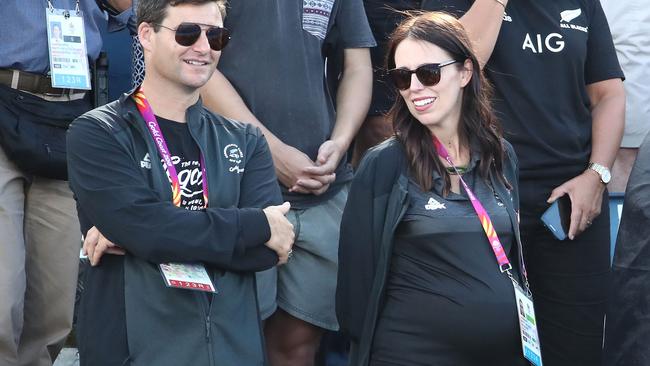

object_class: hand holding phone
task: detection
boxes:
[541,195,571,241]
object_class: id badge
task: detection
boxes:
[159,263,217,293]
[514,283,543,366]
[45,7,92,90]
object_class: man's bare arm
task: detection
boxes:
[200,70,322,190]
[201,70,282,147]
[298,48,373,193]
[547,78,625,239]
[457,0,508,68]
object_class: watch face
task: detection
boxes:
[602,170,611,184]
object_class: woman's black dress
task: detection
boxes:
[370,168,528,366]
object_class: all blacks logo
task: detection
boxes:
[224,144,244,174]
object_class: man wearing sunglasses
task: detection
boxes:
[0,1,133,365]
[199,1,375,365]
[66,0,295,365]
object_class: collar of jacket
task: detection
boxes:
[117,89,206,129]
[113,89,213,204]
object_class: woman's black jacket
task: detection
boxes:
[336,137,521,366]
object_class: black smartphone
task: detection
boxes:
[541,195,572,240]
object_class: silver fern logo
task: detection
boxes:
[560,8,581,23]
[559,8,588,33]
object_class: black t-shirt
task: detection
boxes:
[218,0,376,208]
[155,116,205,211]
[424,0,624,180]
[364,0,423,115]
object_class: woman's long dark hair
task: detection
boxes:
[386,12,507,194]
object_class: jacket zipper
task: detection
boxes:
[206,313,215,366]
[184,110,217,366]
[203,280,217,366]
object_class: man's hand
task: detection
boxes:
[83,226,125,266]
[547,171,606,240]
[272,143,330,192]
[292,140,344,195]
[262,202,295,265]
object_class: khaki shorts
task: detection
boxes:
[256,186,348,330]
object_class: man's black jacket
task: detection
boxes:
[67,92,281,366]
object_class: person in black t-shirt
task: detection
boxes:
[351,0,423,167]
[198,1,375,365]
[424,0,626,364]
[337,12,527,366]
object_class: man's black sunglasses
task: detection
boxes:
[154,22,231,51]
[388,60,461,90]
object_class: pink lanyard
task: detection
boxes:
[133,89,209,208]
[432,136,512,274]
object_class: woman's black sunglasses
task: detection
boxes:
[388,60,460,90]
[154,22,231,51]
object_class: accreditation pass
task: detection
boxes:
[45,7,91,90]
[514,283,543,366]
[159,263,217,293]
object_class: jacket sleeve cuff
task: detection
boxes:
[236,208,271,254]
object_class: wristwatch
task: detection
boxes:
[587,162,611,184]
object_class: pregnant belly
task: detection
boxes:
[371,286,523,365]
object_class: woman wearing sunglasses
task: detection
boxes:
[423,0,626,364]
[337,12,529,366]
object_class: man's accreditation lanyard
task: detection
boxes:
[132,89,216,293]
[133,90,209,207]
[432,136,543,366]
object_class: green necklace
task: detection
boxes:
[446,166,469,175]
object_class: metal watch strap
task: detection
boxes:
[588,162,610,184]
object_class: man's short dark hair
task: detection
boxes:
[137,0,227,30]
